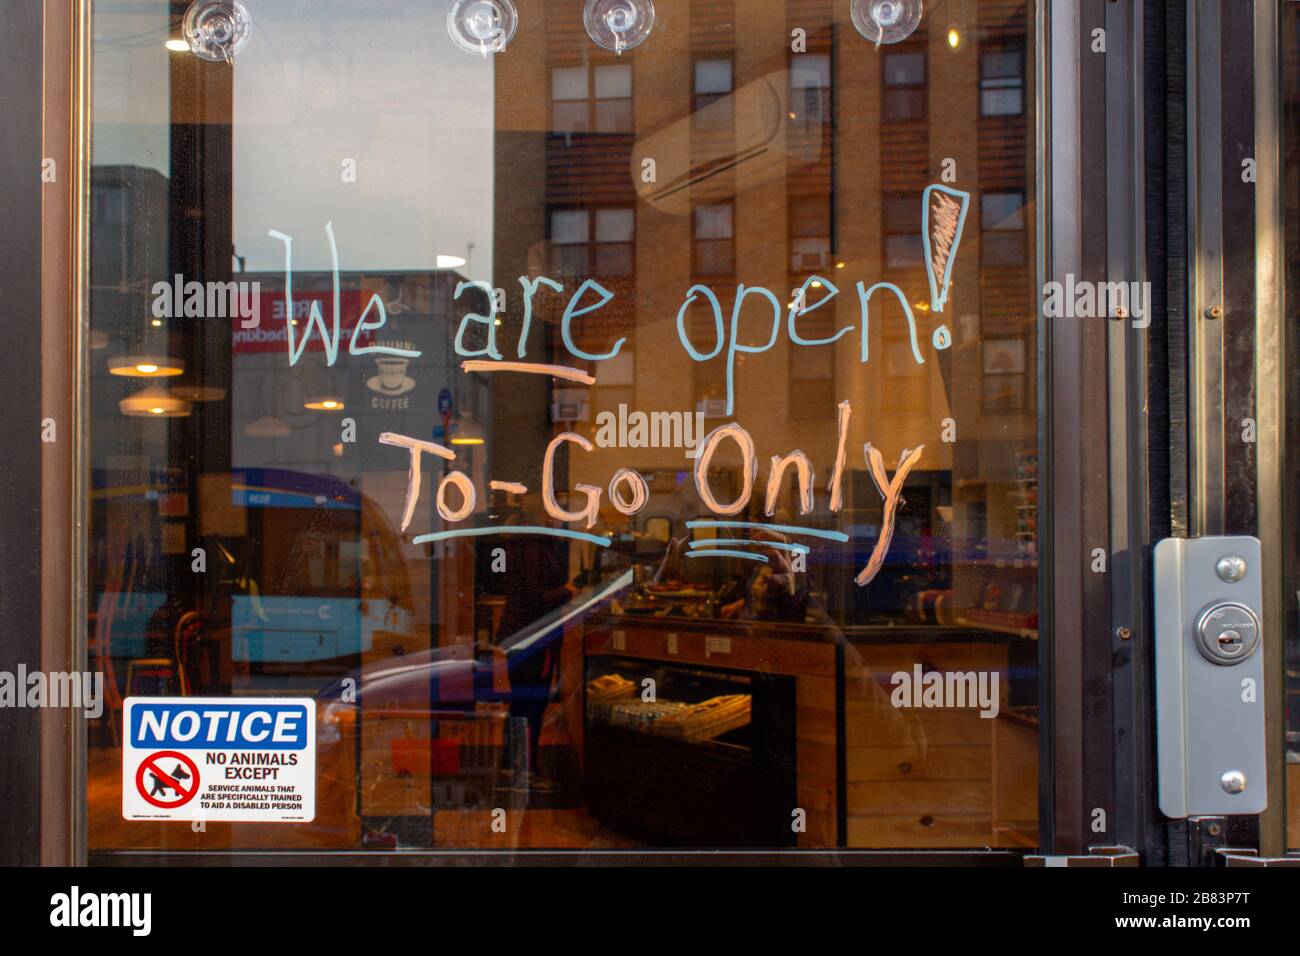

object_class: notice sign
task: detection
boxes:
[122,697,315,823]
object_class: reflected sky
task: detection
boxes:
[93,0,495,278]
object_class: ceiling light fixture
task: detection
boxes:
[304,397,345,411]
[108,355,185,378]
[172,385,227,402]
[451,420,486,446]
[120,387,191,418]
[245,416,292,438]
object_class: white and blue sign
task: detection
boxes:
[121,697,316,822]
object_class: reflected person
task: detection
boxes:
[493,510,577,794]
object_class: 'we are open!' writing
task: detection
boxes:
[265,184,970,583]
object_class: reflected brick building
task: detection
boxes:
[488,0,1037,625]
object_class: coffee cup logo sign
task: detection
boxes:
[366,346,418,410]
[265,184,969,585]
[369,356,416,395]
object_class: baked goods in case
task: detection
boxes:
[591,691,752,742]
[653,694,751,741]
[588,673,636,702]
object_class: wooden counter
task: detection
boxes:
[582,616,838,847]
[581,615,1037,849]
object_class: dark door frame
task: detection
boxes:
[0,0,46,867]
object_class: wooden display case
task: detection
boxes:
[582,616,1038,849]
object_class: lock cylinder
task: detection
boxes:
[1193,601,1261,665]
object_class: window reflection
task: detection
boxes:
[88,0,1040,854]
[979,45,1025,117]
[693,203,735,276]
[883,50,927,121]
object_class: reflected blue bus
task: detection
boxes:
[90,468,415,698]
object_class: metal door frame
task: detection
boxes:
[1145,0,1288,862]
[1032,0,1293,866]
[1254,0,1288,860]
[1036,0,1158,861]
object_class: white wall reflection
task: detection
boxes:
[233,0,495,278]
[92,0,171,175]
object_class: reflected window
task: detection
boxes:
[982,336,1028,411]
[552,62,633,133]
[980,45,1024,117]
[883,193,924,270]
[883,50,925,121]
[595,208,635,276]
[790,196,832,274]
[693,203,734,275]
[549,206,635,277]
[549,208,590,274]
[681,297,728,413]
[593,65,633,132]
[789,52,831,130]
[693,57,733,125]
[789,313,835,419]
[981,190,1026,267]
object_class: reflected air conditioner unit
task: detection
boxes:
[793,250,830,271]
[696,398,728,419]
[551,398,590,423]
[632,70,822,217]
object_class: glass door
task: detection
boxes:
[81,0,1052,858]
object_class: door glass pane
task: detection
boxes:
[87,0,1039,854]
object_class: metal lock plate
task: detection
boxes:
[1154,536,1267,818]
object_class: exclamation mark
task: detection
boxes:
[922,184,971,315]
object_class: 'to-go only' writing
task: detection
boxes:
[379,397,922,588]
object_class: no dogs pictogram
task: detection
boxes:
[135,750,200,809]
